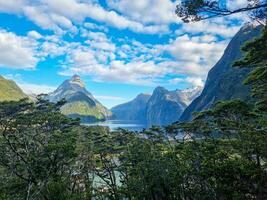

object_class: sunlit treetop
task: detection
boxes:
[176,0,267,25]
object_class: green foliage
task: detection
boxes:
[0,98,79,199]
[61,101,106,120]
[176,0,267,24]
[0,76,26,101]
[0,24,267,200]
[234,27,267,112]
[0,97,267,199]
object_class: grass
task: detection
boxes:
[61,101,106,120]
[0,76,26,101]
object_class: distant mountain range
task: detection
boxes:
[46,75,202,125]
[47,75,112,122]
[0,76,27,101]
[0,25,260,127]
[180,24,262,121]
[111,93,151,122]
[112,86,202,126]
[147,86,202,126]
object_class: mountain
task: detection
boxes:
[180,25,262,121]
[178,86,204,106]
[0,76,27,101]
[48,75,112,122]
[111,86,202,126]
[111,93,151,122]
[146,86,202,126]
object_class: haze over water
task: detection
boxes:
[85,120,147,131]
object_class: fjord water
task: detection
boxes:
[85,120,147,131]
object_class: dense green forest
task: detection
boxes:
[1,1,267,199]
[0,26,266,199]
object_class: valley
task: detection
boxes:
[0,0,266,198]
[0,24,260,131]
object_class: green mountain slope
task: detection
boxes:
[111,93,151,123]
[146,86,202,126]
[0,76,26,101]
[111,86,202,126]
[48,75,112,122]
[180,25,262,121]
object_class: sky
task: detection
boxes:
[0,0,251,108]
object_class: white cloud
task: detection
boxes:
[0,0,169,34]
[82,30,108,42]
[81,30,116,52]
[227,0,248,10]
[161,34,228,77]
[186,77,205,87]
[0,0,27,13]
[177,20,241,38]
[0,19,233,88]
[0,30,38,69]
[23,5,78,34]
[0,0,249,89]
[21,0,168,34]
[27,30,42,39]
[60,46,168,85]
[107,0,177,25]
[57,29,231,88]
[95,95,125,101]
[170,77,204,87]
[61,57,164,85]
[0,0,250,37]
[4,73,56,94]
[50,13,77,33]
[24,6,63,33]
[18,82,56,94]
[83,22,108,32]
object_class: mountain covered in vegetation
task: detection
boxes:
[147,86,202,126]
[0,76,27,101]
[112,86,202,126]
[48,75,112,122]
[111,93,151,122]
[180,25,262,121]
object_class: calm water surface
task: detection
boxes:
[85,120,147,131]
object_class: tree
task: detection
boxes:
[234,27,267,113]
[174,100,267,199]
[176,0,267,24]
[0,98,79,199]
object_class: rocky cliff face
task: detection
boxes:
[180,25,262,121]
[48,75,112,122]
[112,85,202,126]
[146,86,202,126]
[0,76,27,101]
[111,93,151,122]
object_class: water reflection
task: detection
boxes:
[84,120,147,131]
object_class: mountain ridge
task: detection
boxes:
[48,75,112,122]
[112,86,202,126]
[180,25,262,121]
[0,76,27,101]
[146,86,202,126]
[111,93,151,122]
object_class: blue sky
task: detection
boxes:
[0,0,249,108]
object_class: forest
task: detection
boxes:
[0,0,267,199]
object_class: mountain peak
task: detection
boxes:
[181,86,203,94]
[47,75,112,122]
[180,25,262,121]
[69,74,85,88]
[241,22,260,31]
[154,86,168,94]
[137,93,151,98]
[71,74,80,80]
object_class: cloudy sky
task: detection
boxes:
[0,0,250,108]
